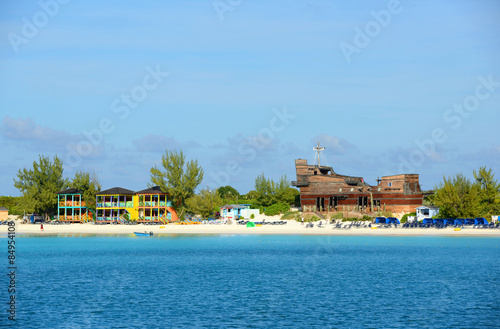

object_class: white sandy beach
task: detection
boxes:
[2,216,499,236]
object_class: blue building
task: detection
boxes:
[220,204,259,221]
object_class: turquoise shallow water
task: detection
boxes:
[2,235,499,328]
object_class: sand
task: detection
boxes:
[2,218,500,236]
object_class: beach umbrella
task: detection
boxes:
[246,222,255,228]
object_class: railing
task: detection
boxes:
[59,202,83,207]
[138,201,169,208]
[96,216,122,221]
[97,202,127,208]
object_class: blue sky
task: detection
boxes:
[1,0,499,196]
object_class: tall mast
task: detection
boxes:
[313,142,325,167]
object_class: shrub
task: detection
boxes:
[362,215,372,221]
[264,203,291,216]
[342,217,360,222]
[250,214,255,219]
[400,212,416,223]
[281,210,300,220]
[307,215,321,222]
[330,212,343,220]
[375,211,393,218]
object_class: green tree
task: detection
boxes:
[432,173,481,218]
[254,173,275,206]
[473,166,500,217]
[13,155,68,219]
[217,186,240,199]
[71,170,102,212]
[281,187,300,205]
[254,173,292,207]
[186,188,223,218]
[149,149,204,219]
[243,190,259,200]
[0,196,23,216]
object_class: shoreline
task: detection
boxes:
[2,221,500,237]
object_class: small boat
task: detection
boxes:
[134,231,153,236]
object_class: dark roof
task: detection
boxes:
[97,187,135,195]
[135,186,167,195]
[57,188,82,194]
[0,206,9,211]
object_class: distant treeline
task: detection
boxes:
[0,196,23,216]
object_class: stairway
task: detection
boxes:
[314,211,326,220]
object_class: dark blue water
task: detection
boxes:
[2,235,499,328]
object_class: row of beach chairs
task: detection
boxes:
[237,220,287,225]
[176,218,203,225]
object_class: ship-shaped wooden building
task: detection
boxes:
[292,144,429,214]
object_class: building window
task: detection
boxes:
[378,187,381,192]
[339,188,342,192]
[350,188,354,192]
[388,182,392,187]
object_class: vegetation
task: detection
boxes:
[149,149,204,219]
[243,190,259,200]
[302,215,321,222]
[375,211,394,218]
[186,188,222,218]
[264,202,290,216]
[0,196,23,216]
[329,212,344,220]
[342,217,364,222]
[431,167,499,218]
[13,155,67,219]
[254,173,289,206]
[71,170,101,213]
[217,186,240,199]
[400,212,416,223]
[473,167,500,217]
[280,210,300,220]
[251,172,299,215]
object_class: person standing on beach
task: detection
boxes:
[301,217,304,225]
[40,223,44,231]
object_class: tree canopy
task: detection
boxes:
[432,167,499,218]
[13,155,68,217]
[149,149,204,218]
[254,173,293,207]
[71,170,102,212]
[186,188,222,218]
[0,196,23,216]
[217,185,240,199]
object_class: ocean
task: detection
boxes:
[3,235,500,328]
